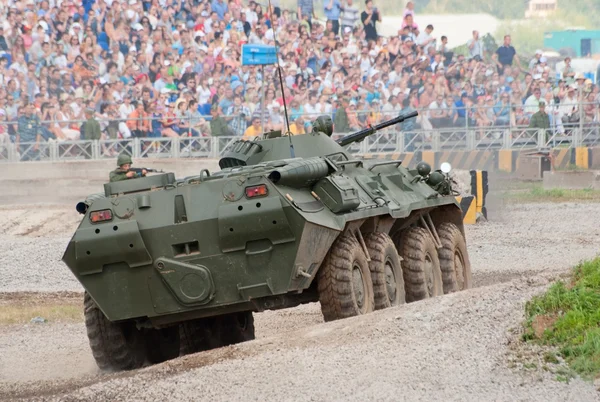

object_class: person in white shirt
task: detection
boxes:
[416,24,436,54]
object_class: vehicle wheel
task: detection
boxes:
[145,326,180,364]
[437,222,472,293]
[317,234,375,322]
[179,318,212,356]
[216,312,255,346]
[84,292,146,371]
[394,226,443,303]
[365,232,405,309]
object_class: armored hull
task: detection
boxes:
[64,116,472,371]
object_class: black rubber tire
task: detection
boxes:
[84,292,146,371]
[317,234,375,322]
[394,227,443,303]
[180,313,255,355]
[216,312,255,347]
[145,326,180,364]
[437,222,472,293]
[179,318,213,356]
[365,232,406,310]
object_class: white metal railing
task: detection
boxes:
[2,126,600,163]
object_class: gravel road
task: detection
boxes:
[0,201,599,401]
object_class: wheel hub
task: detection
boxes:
[352,264,365,310]
[384,259,397,303]
[425,253,434,296]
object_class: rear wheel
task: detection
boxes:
[438,222,472,293]
[180,312,255,356]
[365,232,405,309]
[318,234,375,322]
[216,312,255,346]
[145,326,180,364]
[394,227,443,303]
[84,292,146,371]
[180,318,213,356]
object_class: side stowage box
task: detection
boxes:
[313,175,360,213]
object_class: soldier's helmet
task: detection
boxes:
[117,153,133,167]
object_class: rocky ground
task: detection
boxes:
[0,196,599,401]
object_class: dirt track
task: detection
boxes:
[0,199,600,401]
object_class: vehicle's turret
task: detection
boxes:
[218,112,418,168]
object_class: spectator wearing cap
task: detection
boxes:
[528,49,543,71]
[361,0,381,42]
[324,0,343,35]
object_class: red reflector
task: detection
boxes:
[90,209,113,223]
[245,185,268,198]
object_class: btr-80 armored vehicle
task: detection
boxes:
[63,112,472,371]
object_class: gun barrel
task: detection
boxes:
[336,111,419,147]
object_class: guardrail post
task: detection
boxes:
[133,138,140,158]
[431,130,440,152]
[571,126,582,148]
[396,130,404,153]
[466,129,476,150]
[49,140,58,161]
[8,143,16,162]
[172,137,179,158]
[502,129,511,149]
[211,137,219,158]
[92,140,100,160]
[537,129,545,149]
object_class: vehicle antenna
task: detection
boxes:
[267,0,295,158]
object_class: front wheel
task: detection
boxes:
[438,222,472,293]
[365,232,406,309]
[394,227,443,303]
[318,234,375,322]
[84,292,146,371]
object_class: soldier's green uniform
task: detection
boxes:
[210,115,231,136]
[528,101,551,143]
[333,103,350,133]
[83,108,102,140]
[109,153,139,182]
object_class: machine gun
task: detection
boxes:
[336,111,419,147]
[128,167,164,177]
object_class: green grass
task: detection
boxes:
[502,185,600,203]
[522,257,600,380]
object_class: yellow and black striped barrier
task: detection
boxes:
[470,170,488,219]
[455,195,477,225]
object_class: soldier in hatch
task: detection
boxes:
[109,153,147,182]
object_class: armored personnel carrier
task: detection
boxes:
[63,113,472,371]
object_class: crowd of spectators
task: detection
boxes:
[0,0,599,152]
